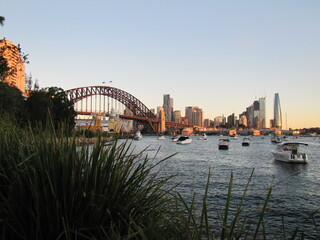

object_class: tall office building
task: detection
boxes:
[173,110,181,123]
[185,106,203,126]
[273,93,282,129]
[0,39,26,93]
[258,97,266,128]
[244,97,266,129]
[163,94,173,121]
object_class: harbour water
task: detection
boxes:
[117,135,320,238]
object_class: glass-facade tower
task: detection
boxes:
[163,94,173,121]
[274,93,282,129]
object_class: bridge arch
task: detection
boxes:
[66,86,157,119]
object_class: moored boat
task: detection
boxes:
[272,142,308,163]
[242,137,251,146]
[197,133,207,140]
[157,134,166,140]
[133,131,142,140]
[171,135,180,142]
[176,136,192,145]
[218,138,229,150]
[271,135,282,143]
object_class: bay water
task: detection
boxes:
[117,135,320,238]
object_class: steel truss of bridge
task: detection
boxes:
[66,86,193,133]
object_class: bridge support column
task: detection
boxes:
[159,109,166,133]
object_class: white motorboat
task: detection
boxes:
[230,135,238,140]
[171,135,180,142]
[176,136,192,144]
[157,134,166,140]
[197,133,207,140]
[242,137,251,146]
[133,131,142,140]
[272,142,308,163]
[218,138,229,150]
[271,135,282,143]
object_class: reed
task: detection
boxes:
[0,125,181,239]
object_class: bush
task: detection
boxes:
[0,126,182,239]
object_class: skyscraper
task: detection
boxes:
[258,97,266,128]
[274,93,282,129]
[185,106,203,126]
[163,94,173,121]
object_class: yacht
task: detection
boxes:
[197,133,207,140]
[230,135,238,140]
[242,137,251,146]
[218,138,229,150]
[176,136,192,145]
[271,135,282,144]
[272,142,308,163]
[171,135,180,142]
[157,134,166,140]
[133,131,142,140]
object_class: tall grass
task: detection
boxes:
[0,124,183,239]
[1,121,319,239]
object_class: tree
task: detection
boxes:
[46,87,77,129]
[25,91,52,127]
[0,16,4,26]
[0,55,11,81]
[25,87,77,130]
[0,81,25,123]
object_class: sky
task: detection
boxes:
[1,0,320,129]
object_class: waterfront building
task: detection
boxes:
[185,106,203,126]
[227,113,237,127]
[246,105,254,128]
[0,38,26,93]
[243,97,266,129]
[181,117,188,125]
[239,115,248,127]
[163,94,173,121]
[259,97,266,128]
[193,108,203,126]
[273,93,282,129]
[173,110,181,123]
[204,118,211,128]
[213,115,226,127]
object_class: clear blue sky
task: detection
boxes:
[2,0,320,129]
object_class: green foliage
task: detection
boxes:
[0,55,11,81]
[0,82,25,122]
[24,86,76,130]
[0,125,181,239]
[25,91,52,127]
[0,16,5,26]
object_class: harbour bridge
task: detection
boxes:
[65,86,193,133]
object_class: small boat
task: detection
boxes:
[133,131,142,140]
[176,136,192,145]
[218,138,229,150]
[197,133,207,140]
[157,134,166,140]
[271,135,282,143]
[230,135,238,140]
[171,135,180,142]
[272,142,308,163]
[242,137,251,146]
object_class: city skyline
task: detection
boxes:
[2,1,319,129]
